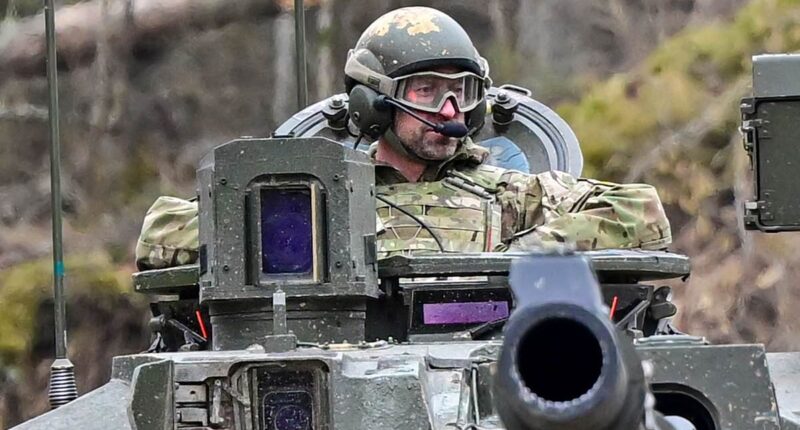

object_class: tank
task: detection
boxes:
[12,54,800,430]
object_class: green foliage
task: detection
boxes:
[554,1,800,350]
[0,253,136,367]
[558,0,800,193]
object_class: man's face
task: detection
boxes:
[393,67,466,161]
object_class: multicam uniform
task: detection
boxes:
[135,139,671,270]
[373,139,670,258]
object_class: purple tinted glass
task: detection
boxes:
[261,188,313,274]
[423,301,509,325]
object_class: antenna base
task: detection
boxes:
[49,358,78,409]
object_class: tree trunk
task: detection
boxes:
[0,0,291,78]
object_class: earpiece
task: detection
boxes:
[348,85,393,139]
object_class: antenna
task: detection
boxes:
[294,0,308,110]
[44,0,78,409]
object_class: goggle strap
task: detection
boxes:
[344,55,397,95]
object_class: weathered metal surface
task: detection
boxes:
[639,343,782,430]
[196,137,379,348]
[200,137,378,301]
[767,353,800,430]
[131,249,692,294]
[743,54,800,231]
[132,264,200,295]
[12,380,132,430]
[753,54,800,98]
[378,249,690,281]
[17,344,799,429]
[129,360,174,430]
[741,104,800,229]
[111,352,171,382]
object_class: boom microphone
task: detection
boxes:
[432,121,469,138]
[377,96,470,138]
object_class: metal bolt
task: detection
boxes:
[329,96,344,109]
[220,178,227,185]
[333,174,340,181]
[335,261,343,268]
[496,90,509,103]
[222,265,230,272]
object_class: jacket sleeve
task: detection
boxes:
[498,170,672,251]
[135,196,200,270]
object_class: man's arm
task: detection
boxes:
[498,170,672,251]
[135,196,199,270]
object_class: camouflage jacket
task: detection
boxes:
[372,140,670,258]
[136,140,671,269]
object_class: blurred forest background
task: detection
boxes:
[2,0,800,426]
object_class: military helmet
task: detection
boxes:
[345,7,490,139]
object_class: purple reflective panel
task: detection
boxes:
[423,301,509,325]
[261,188,313,274]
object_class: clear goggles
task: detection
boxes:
[344,53,487,114]
[393,71,485,113]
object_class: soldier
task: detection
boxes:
[136,6,671,269]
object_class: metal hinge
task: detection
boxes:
[744,199,772,230]
[740,98,765,159]
[740,118,761,151]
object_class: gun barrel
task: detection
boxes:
[494,255,647,430]
[513,312,610,406]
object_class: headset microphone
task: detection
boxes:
[377,96,469,138]
[433,121,469,138]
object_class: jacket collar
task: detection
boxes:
[370,138,488,184]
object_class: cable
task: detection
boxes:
[375,193,446,252]
[353,133,364,150]
[468,317,507,340]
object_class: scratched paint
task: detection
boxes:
[368,7,441,37]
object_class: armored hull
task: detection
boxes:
[14,341,797,429]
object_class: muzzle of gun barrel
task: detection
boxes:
[493,254,650,430]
